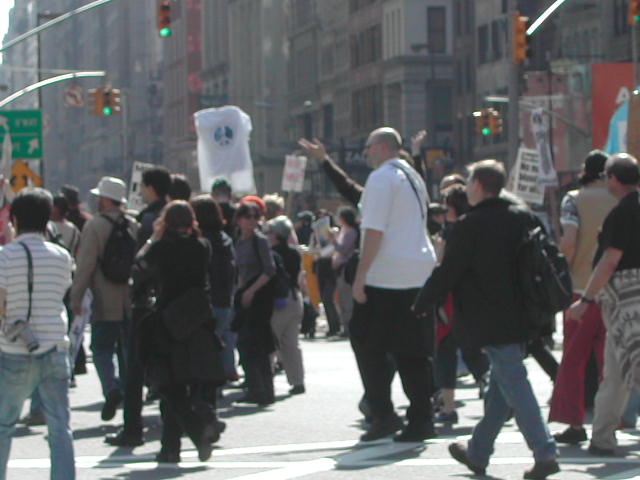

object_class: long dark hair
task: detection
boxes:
[160,200,200,237]
[190,195,224,235]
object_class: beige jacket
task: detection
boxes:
[70,206,139,322]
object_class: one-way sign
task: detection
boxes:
[0,110,43,159]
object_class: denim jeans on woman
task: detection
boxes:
[466,343,557,468]
[0,349,75,480]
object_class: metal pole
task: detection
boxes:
[121,92,128,178]
[633,23,639,87]
[507,0,520,170]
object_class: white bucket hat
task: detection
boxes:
[90,176,128,204]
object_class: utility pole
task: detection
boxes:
[507,0,520,171]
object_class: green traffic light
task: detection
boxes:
[103,106,113,116]
[635,15,640,22]
[482,127,492,136]
[160,27,172,37]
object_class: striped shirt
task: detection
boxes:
[0,233,72,354]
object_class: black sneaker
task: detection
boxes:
[105,429,144,447]
[523,459,560,479]
[553,426,587,445]
[393,423,437,442]
[360,414,404,442]
[448,442,486,475]
[101,390,123,422]
[155,450,181,463]
[588,443,616,456]
[289,385,306,395]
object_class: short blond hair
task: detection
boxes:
[263,193,285,219]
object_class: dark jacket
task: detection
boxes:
[135,234,224,388]
[413,197,539,349]
[203,230,236,308]
[136,199,166,247]
[273,241,301,291]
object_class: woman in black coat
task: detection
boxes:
[135,200,225,463]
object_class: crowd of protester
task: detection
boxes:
[1,125,640,480]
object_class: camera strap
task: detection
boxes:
[17,242,33,323]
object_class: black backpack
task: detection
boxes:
[251,235,291,300]
[100,214,137,285]
[515,223,573,328]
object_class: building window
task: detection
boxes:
[427,7,446,54]
[454,0,461,36]
[351,24,382,67]
[292,0,313,28]
[323,104,334,139]
[491,20,502,60]
[352,84,382,131]
[431,85,452,133]
[350,0,376,14]
[478,24,489,64]
[614,0,630,37]
[321,45,334,76]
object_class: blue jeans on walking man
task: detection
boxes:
[91,321,126,398]
[0,349,75,480]
[466,343,557,468]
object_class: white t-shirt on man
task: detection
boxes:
[359,158,436,289]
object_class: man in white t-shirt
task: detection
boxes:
[351,127,437,442]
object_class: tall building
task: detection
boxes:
[3,0,163,195]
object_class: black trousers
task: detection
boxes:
[239,349,274,401]
[435,334,490,390]
[159,383,213,454]
[350,287,434,427]
[121,307,147,435]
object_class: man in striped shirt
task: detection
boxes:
[0,188,75,480]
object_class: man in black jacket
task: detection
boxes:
[106,166,171,447]
[413,160,558,480]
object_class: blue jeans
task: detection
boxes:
[90,321,126,398]
[213,307,237,378]
[0,349,75,480]
[467,343,557,468]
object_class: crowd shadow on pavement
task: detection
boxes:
[104,465,207,480]
[72,401,103,412]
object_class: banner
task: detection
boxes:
[128,161,155,212]
[530,109,558,186]
[592,63,634,151]
[194,106,255,194]
[511,147,545,206]
[281,155,307,192]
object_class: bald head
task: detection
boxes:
[605,153,640,186]
[368,127,402,152]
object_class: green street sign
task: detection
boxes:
[0,110,43,159]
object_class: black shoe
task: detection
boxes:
[289,385,305,395]
[197,423,220,462]
[588,443,616,456]
[448,442,486,475]
[101,390,123,421]
[156,450,181,463]
[360,414,404,442]
[358,396,373,423]
[236,394,274,406]
[523,459,560,479]
[393,423,437,442]
[105,429,144,447]
[553,426,587,445]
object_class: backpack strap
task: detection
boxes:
[17,242,33,323]
[390,162,426,219]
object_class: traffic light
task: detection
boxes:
[513,13,530,65]
[102,88,122,116]
[630,0,640,25]
[473,110,492,137]
[488,109,503,135]
[158,0,172,38]
[88,88,104,116]
[473,109,502,136]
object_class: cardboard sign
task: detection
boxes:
[511,147,545,206]
[128,161,155,212]
[281,155,307,192]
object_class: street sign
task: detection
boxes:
[64,86,84,108]
[10,159,42,192]
[0,110,43,159]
